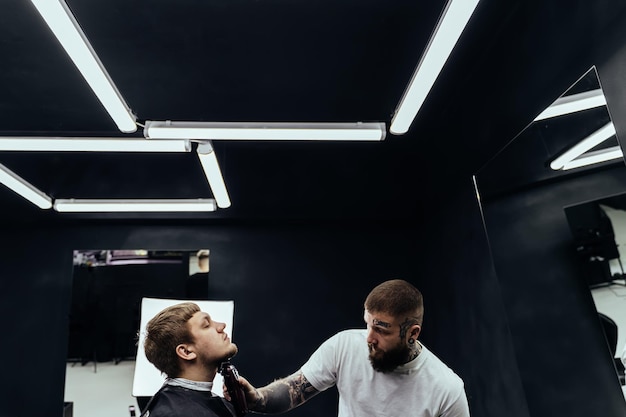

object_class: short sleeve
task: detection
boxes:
[300,332,344,392]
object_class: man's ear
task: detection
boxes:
[176,344,197,361]
[410,324,421,341]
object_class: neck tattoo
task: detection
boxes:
[409,341,422,361]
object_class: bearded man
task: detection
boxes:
[230,279,470,417]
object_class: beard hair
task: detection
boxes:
[223,343,239,362]
[201,343,239,368]
[368,342,411,373]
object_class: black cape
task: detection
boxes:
[140,384,237,417]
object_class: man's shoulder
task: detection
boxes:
[335,328,366,338]
[421,346,465,387]
[324,328,366,346]
[141,386,235,417]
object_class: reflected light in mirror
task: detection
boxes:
[534,88,607,121]
[550,122,617,170]
[562,146,623,171]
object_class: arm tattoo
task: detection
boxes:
[251,371,319,413]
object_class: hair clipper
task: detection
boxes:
[220,361,248,417]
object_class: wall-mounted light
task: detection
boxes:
[550,122,616,170]
[53,198,217,212]
[390,0,481,135]
[196,141,231,209]
[30,0,137,133]
[0,163,53,209]
[534,89,606,121]
[144,121,386,141]
[0,137,190,152]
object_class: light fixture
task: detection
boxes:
[30,0,137,133]
[53,198,217,212]
[390,0,481,135]
[0,137,190,152]
[144,121,386,141]
[550,122,616,170]
[0,163,53,209]
[561,146,623,170]
[196,141,231,209]
[534,89,606,121]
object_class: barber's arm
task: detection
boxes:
[233,371,320,414]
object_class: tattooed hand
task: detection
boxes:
[223,375,262,407]
[245,371,320,414]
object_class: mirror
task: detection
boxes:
[477,66,619,200]
[475,66,626,398]
[563,194,626,379]
[65,248,211,417]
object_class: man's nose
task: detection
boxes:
[366,327,377,344]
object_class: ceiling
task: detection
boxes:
[1,0,624,222]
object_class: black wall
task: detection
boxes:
[0,196,524,417]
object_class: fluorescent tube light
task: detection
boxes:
[0,163,53,209]
[30,0,137,133]
[562,146,623,170]
[53,198,217,212]
[144,121,386,141]
[197,142,231,209]
[390,0,481,135]
[550,122,616,170]
[0,137,190,152]
[534,89,606,121]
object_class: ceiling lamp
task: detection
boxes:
[534,89,607,121]
[0,163,52,209]
[30,0,137,133]
[196,142,231,209]
[0,137,189,152]
[390,0,481,135]
[550,122,616,170]
[53,198,217,212]
[561,146,623,170]
[144,121,386,141]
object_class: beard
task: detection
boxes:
[221,343,239,362]
[368,342,411,373]
[200,342,239,368]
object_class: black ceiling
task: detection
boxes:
[1,0,625,222]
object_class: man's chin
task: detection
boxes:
[226,343,239,359]
[369,357,395,373]
[369,352,393,373]
[368,347,409,373]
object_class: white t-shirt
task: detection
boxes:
[301,329,470,417]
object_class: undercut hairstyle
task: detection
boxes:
[144,302,200,378]
[364,279,424,325]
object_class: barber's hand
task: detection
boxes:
[223,376,262,408]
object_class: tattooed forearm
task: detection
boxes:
[251,371,319,413]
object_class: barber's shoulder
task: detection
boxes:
[321,329,367,349]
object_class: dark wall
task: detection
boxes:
[482,165,626,417]
[0,208,522,417]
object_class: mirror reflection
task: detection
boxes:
[65,248,211,417]
[476,65,626,398]
[477,67,620,200]
[564,195,626,383]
